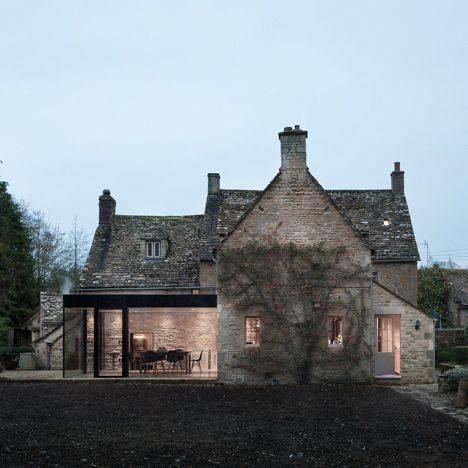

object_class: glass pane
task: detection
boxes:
[64,308,84,378]
[377,317,393,353]
[128,307,218,379]
[99,310,122,376]
[86,310,94,375]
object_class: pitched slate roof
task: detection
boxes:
[443,269,468,306]
[199,189,262,261]
[80,215,203,289]
[327,190,420,261]
[200,187,419,262]
[82,179,418,289]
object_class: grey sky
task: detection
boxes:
[1,1,467,266]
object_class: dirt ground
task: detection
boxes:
[0,381,467,467]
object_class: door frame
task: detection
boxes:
[93,307,129,378]
[374,314,400,377]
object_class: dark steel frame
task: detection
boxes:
[63,294,217,378]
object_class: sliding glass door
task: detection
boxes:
[63,308,89,378]
[95,309,124,377]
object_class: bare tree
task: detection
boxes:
[218,239,371,384]
[24,210,67,291]
[22,210,89,293]
[64,217,89,290]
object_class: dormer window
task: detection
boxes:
[146,241,161,259]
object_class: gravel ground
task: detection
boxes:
[0,381,467,467]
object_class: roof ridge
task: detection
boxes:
[327,189,392,193]
[114,214,204,219]
[220,188,262,193]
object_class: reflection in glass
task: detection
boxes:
[64,308,83,377]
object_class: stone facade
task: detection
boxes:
[31,292,63,370]
[371,282,434,383]
[216,126,432,384]
[372,262,418,305]
[443,269,468,327]
[39,292,63,336]
[72,124,429,384]
[35,328,63,370]
[38,336,62,370]
[217,127,373,384]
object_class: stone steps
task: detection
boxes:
[18,353,37,370]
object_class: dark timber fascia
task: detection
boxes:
[63,294,217,309]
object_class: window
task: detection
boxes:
[328,316,343,346]
[145,241,161,259]
[245,317,260,345]
[377,317,393,352]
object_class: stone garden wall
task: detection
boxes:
[435,328,465,349]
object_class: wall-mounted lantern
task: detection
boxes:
[415,319,421,330]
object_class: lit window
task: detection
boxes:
[245,317,260,345]
[328,316,343,346]
[383,219,390,226]
[146,241,161,259]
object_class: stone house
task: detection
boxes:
[19,292,64,370]
[443,269,468,327]
[63,125,434,383]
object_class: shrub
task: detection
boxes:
[0,317,11,346]
[0,345,34,370]
[444,368,468,392]
[464,324,468,345]
[436,346,468,365]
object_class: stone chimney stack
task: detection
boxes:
[207,173,220,195]
[391,162,405,195]
[99,189,116,225]
[278,125,308,172]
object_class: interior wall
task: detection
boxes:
[129,308,217,353]
[82,308,218,374]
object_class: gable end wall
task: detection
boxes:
[218,170,373,384]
